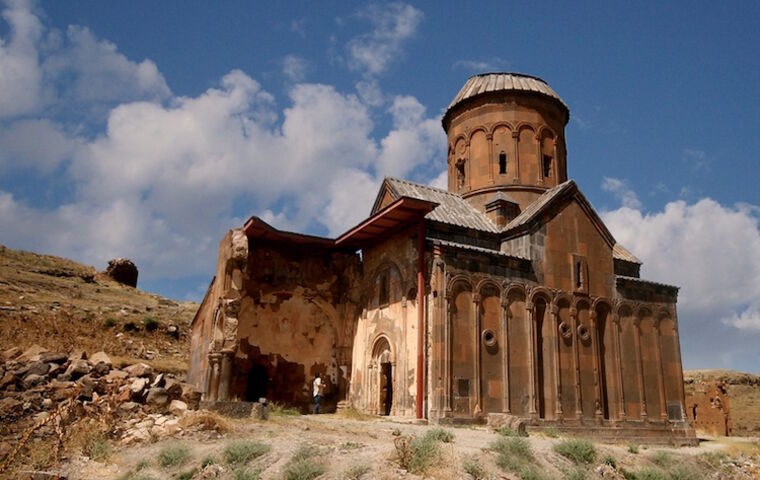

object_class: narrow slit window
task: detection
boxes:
[576,261,582,288]
[499,152,507,174]
[378,271,390,305]
[543,155,552,178]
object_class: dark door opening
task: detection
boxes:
[246,364,268,402]
[380,362,393,415]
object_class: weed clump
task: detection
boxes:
[223,440,270,466]
[427,427,454,443]
[270,402,301,416]
[462,454,488,479]
[490,436,545,480]
[553,439,596,465]
[234,466,263,480]
[601,454,618,469]
[142,316,159,331]
[157,443,191,468]
[283,444,325,480]
[103,317,117,329]
[343,462,372,479]
[627,442,640,454]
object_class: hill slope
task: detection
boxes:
[0,244,197,373]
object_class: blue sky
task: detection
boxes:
[1,1,759,371]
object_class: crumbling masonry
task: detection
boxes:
[188,73,696,444]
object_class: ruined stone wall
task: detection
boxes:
[350,224,421,416]
[232,240,361,412]
[685,381,732,436]
[188,230,235,391]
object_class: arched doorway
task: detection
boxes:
[245,364,268,402]
[372,337,393,416]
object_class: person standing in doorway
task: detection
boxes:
[312,373,322,414]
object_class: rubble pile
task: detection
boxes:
[0,345,202,458]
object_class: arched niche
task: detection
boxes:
[555,296,575,416]
[618,304,641,419]
[533,293,555,419]
[639,309,662,419]
[507,287,529,415]
[595,301,616,420]
[575,299,595,418]
[450,280,475,415]
[479,282,502,413]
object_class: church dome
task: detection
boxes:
[443,72,569,129]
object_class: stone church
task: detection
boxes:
[188,73,695,442]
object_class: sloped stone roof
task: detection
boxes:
[504,180,576,231]
[613,243,642,264]
[383,177,499,233]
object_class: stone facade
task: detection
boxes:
[685,381,732,436]
[188,73,695,443]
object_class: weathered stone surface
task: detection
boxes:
[104,369,129,383]
[124,363,153,378]
[146,387,169,406]
[27,361,50,376]
[39,352,68,364]
[65,359,91,379]
[22,373,47,389]
[151,373,165,388]
[130,377,149,396]
[0,372,15,389]
[1,346,22,362]
[18,344,48,362]
[169,399,188,416]
[89,351,112,366]
[180,383,202,409]
[92,362,111,376]
[104,258,138,287]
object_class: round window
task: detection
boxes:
[482,329,497,347]
[577,324,590,341]
[558,321,572,339]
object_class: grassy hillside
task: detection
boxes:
[0,244,197,373]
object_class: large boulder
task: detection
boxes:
[65,359,91,380]
[89,351,112,366]
[124,363,153,378]
[146,387,169,407]
[104,258,138,287]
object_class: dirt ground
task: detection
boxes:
[54,411,760,480]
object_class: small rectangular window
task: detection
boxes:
[378,271,390,306]
[572,255,588,293]
[499,153,507,174]
[543,155,552,178]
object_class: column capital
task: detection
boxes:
[512,130,519,139]
[526,301,534,310]
[473,293,481,304]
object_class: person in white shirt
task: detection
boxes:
[312,373,322,414]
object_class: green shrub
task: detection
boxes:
[564,467,587,480]
[284,444,325,480]
[544,427,560,438]
[234,467,263,480]
[391,428,402,436]
[341,441,362,450]
[223,440,270,466]
[124,321,137,331]
[142,316,159,331]
[696,451,726,468]
[668,464,704,480]
[177,468,197,480]
[103,317,117,329]
[490,437,546,479]
[270,402,301,416]
[627,442,639,454]
[426,427,454,443]
[200,455,216,468]
[83,433,112,461]
[498,426,518,437]
[343,463,372,479]
[553,439,596,465]
[627,467,667,480]
[157,443,190,468]
[602,454,618,469]
[462,455,487,479]
[649,450,671,466]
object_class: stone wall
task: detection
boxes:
[685,381,732,436]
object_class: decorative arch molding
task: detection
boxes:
[637,305,655,322]
[476,278,502,297]
[573,296,592,311]
[656,307,671,320]
[529,286,554,304]
[592,297,614,313]
[552,292,573,308]
[537,125,557,140]
[515,122,537,135]
[502,282,526,302]
[365,259,406,299]
[615,301,636,318]
[447,274,474,295]
[489,121,514,136]
[370,333,396,363]
[467,126,489,141]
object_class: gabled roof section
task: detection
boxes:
[372,177,499,233]
[613,243,642,264]
[336,196,437,248]
[502,180,617,248]
[243,216,336,248]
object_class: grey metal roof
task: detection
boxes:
[613,243,642,264]
[504,180,575,231]
[446,73,569,115]
[385,177,499,233]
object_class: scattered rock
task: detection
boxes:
[92,362,111,376]
[104,369,129,383]
[89,351,112,366]
[104,258,138,287]
[151,373,165,388]
[169,399,188,417]
[146,387,169,407]
[130,378,149,398]
[22,373,47,389]
[124,363,153,378]
[1,346,22,362]
[18,345,48,362]
[39,352,68,364]
[27,361,50,376]
[64,359,91,380]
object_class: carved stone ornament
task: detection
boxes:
[558,321,572,339]
[577,324,591,341]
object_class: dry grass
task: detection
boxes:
[178,410,232,434]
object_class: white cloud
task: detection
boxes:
[346,3,423,76]
[602,198,760,369]
[0,119,79,172]
[452,57,509,72]
[601,176,642,209]
[428,169,447,189]
[0,0,44,118]
[282,54,308,82]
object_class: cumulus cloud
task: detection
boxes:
[0,0,45,118]
[346,2,422,76]
[282,54,308,82]
[452,57,510,72]
[0,1,446,283]
[602,197,760,370]
[601,176,642,209]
